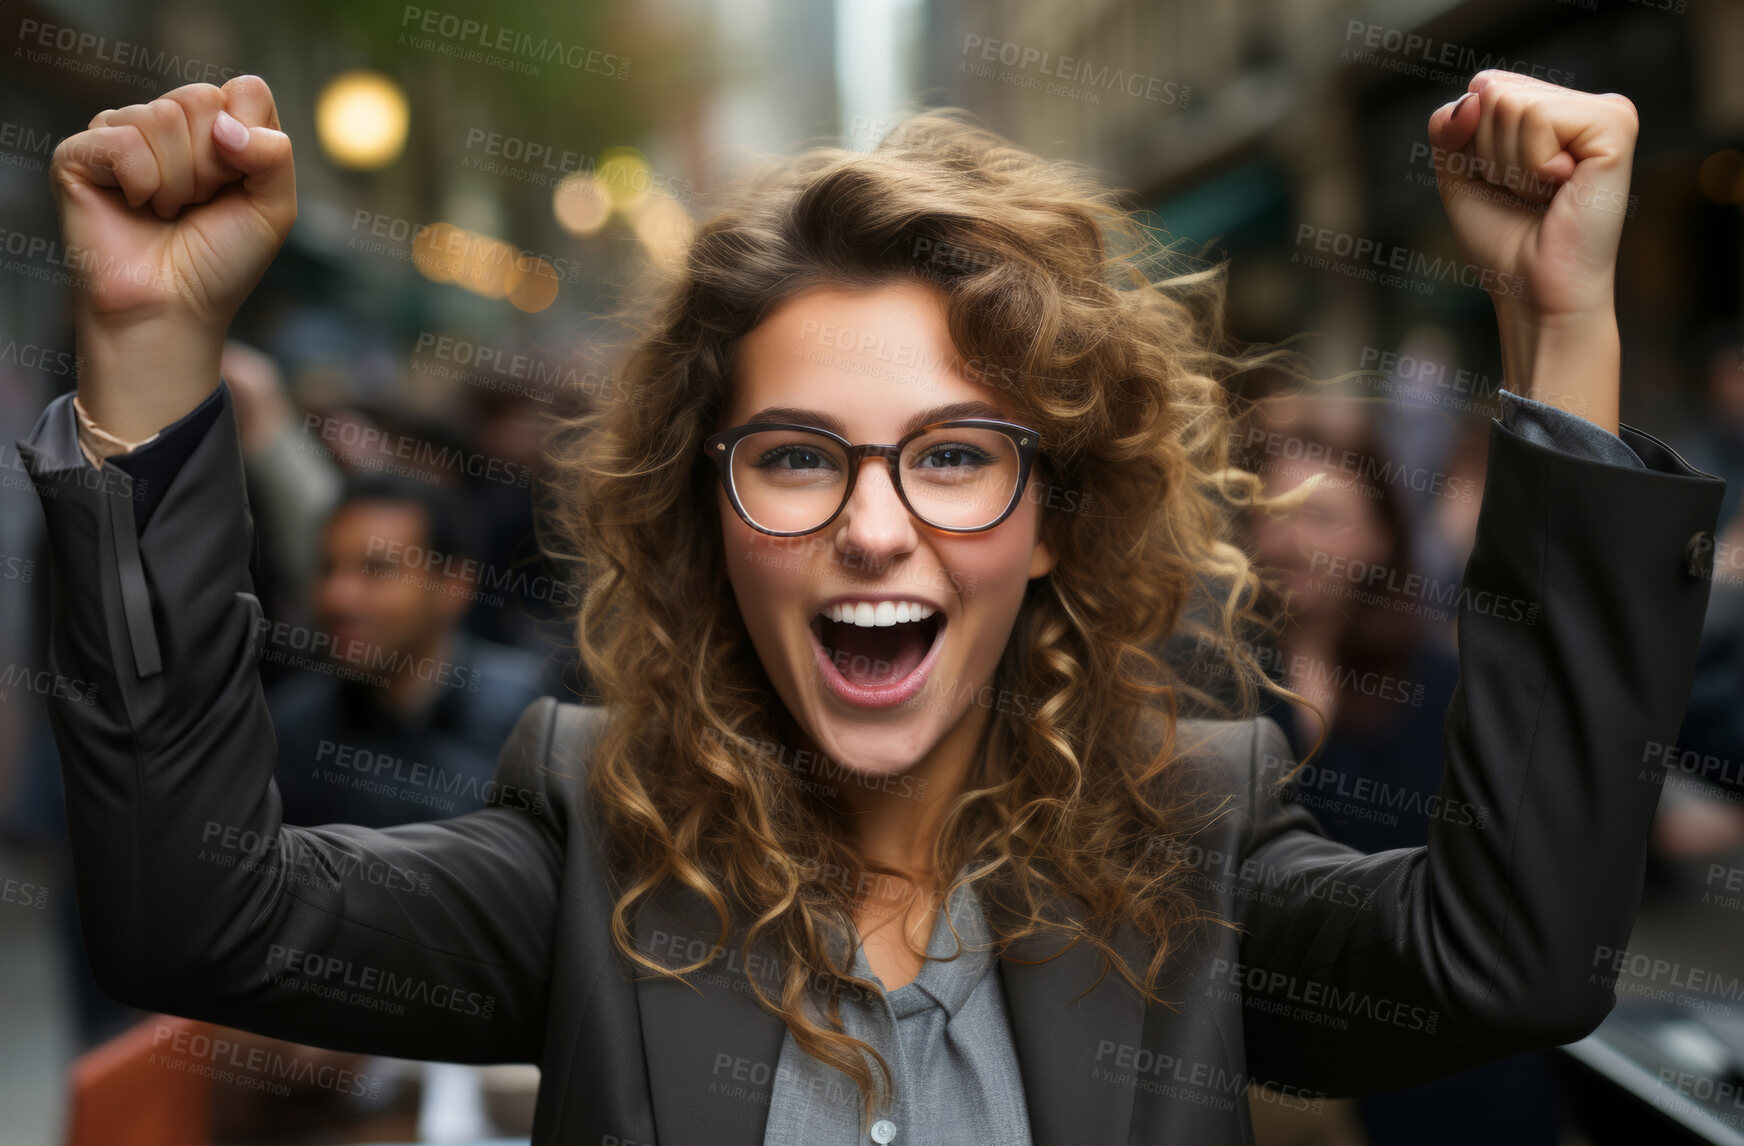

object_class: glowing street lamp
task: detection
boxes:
[316,70,409,170]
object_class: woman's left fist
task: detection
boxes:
[1427,69,1638,324]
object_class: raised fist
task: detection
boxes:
[50,74,296,335]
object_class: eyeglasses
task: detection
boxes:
[702,418,1042,537]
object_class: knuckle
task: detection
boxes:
[146,98,185,129]
[164,81,221,102]
[224,73,270,102]
[49,132,81,167]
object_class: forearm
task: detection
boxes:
[75,314,224,442]
[1496,309,1620,435]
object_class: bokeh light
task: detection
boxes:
[553,173,613,236]
[596,147,654,213]
[314,70,410,170]
[632,196,695,267]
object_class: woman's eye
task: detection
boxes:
[756,445,837,470]
[915,443,992,468]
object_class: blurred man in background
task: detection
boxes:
[268,470,549,829]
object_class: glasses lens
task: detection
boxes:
[726,425,1027,533]
[730,430,851,533]
[900,427,1022,529]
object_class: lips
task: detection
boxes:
[807,598,947,708]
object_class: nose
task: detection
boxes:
[832,457,918,568]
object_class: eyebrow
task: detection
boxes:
[742,401,1011,439]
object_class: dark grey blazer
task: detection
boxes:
[16,384,1725,1145]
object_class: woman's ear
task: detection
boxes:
[1028,536,1056,579]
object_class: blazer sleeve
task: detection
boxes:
[1224,405,1726,1095]
[15,384,582,1065]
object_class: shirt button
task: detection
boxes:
[1685,530,1717,582]
[871,1118,897,1143]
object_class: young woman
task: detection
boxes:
[23,71,1723,1145]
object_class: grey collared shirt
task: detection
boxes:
[761,875,1033,1146]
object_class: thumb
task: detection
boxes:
[212,110,296,236]
[1426,92,1479,187]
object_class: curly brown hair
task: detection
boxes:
[539,107,1318,1130]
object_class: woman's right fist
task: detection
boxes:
[50,74,296,335]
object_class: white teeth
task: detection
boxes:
[818,600,940,628]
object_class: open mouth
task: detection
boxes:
[808,600,946,707]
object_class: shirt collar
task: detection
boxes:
[849,870,995,1021]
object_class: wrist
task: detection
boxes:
[76,313,226,442]
[1495,310,1621,436]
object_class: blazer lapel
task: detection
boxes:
[634,883,787,1146]
[998,913,1145,1146]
